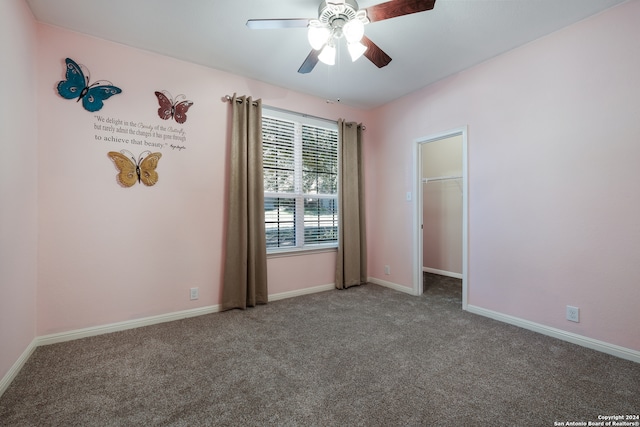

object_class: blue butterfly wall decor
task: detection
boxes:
[56,58,122,112]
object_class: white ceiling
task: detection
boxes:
[26,0,627,110]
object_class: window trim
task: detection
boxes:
[266,245,338,258]
[262,106,339,254]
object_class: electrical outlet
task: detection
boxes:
[190,287,199,300]
[566,306,579,322]
[384,265,391,275]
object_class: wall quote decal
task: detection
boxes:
[107,150,162,187]
[56,58,122,112]
[155,91,194,124]
[94,115,187,151]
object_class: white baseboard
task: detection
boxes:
[37,284,335,347]
[0,338,37,397]
[466,305,640,364]
[268,283,334,302]
[368,277,416,295]
[37,305,222,347]
[422,267,463,280]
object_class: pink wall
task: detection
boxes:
[35,24,366,336]
[0,0,39,380]
[367,1,640,351]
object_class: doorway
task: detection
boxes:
[413,127,468,309]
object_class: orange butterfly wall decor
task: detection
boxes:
[107,150,162,187]
[154,90,193,124]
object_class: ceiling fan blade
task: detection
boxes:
[246,18,311,29]
[364,0,436,23]
[361,36,392,68]
[298,50,320,74]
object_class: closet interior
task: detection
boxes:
[421,135,463,291]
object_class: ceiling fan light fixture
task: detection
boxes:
[348,41,367,61]
[248,0,430,73]
[308,21,331,50]
[343,18,364,43]
[318,43,337,65]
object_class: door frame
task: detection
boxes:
[413,126,468,309]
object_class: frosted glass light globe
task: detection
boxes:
[348,41,367,61]
[308,24,331,50]
[318,44,336,65]
[343,18,364,44]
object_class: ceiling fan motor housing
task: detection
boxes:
[318,0,360,35]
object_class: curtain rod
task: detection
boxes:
[223,95,365,130]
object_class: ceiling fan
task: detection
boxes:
[246,0,437,73]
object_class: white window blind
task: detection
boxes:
[262,108,338,252]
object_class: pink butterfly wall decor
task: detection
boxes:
[154,91,193,124]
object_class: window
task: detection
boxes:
[262,108,338,253]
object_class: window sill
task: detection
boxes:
[267,246,337,259]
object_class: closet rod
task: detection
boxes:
[422,175,462,183]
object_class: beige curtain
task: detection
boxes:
[336,119,367,289]
[222,94,268,310]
